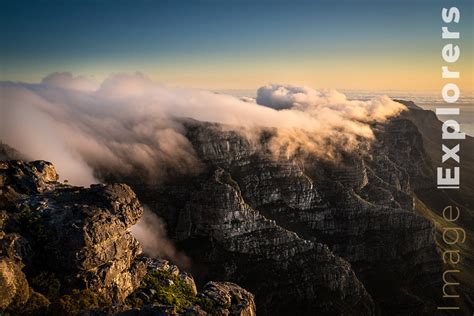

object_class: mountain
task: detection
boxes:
[1,101,472,315]
[102,104,472,315]
[0,160,256,315]
[397,101,474,313]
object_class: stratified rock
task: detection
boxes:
[125,117,443,315]
[137,166,374,315]
[0,160,148,307]
[107,258,256,316]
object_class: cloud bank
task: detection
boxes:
[0,72,406,185]
[256,83,406,159]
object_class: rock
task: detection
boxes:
[124,118,443,315]
[125,257,256,316]
[26,183,147,302]
[0,160,148,309]
[0,233,32,263]
[136,168,374,315]
[198,281,256,316]
[182,304,207,316]
[0,213,32,311]
[0,258,30,310]
[0,142,25,161]
[0,158,256,315]
[146,258,197,295]
[0,160,59,195]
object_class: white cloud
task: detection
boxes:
[0,74,406,185]
[41,72,99,92]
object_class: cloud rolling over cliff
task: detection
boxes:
[0,72,406,185]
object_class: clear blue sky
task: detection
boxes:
[1,0,472,90]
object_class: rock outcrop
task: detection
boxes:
[0,160,256,315]
[85,258,256,316]
[0,160,148,314]
[196,281,256,316]
[1,160,147,304]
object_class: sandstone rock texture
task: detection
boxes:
[2,102,471,315]
[127,111,449,315]
[0,160,147,304]
[0,160,255,315]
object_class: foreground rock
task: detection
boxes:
[83,259,256,316]
[0,160,256,315]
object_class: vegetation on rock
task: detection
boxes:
[126,269,196,311]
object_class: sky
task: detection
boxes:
[1,0,472,91]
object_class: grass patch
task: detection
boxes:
[126,269,196,311]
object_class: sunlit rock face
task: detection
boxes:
[0,159,257,315]
[0,160,147,306]
[127,112,443,315]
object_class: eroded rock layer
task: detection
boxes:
[129,114,444,315]
[0,160,256,315]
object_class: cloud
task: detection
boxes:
[256,83,406,159]
[0,73,406,185]
[41,72,99,92]
[256,83,404,121]
[131,207,191,269]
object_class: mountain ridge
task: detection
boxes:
[1,100,472,315]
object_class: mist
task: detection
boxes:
[131,207,191,269]
[0,72,406,185]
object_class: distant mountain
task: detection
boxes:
[398,100,474,314]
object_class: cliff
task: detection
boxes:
[0,160,256,315]
[2,102,472,315]
[125,112,448,315]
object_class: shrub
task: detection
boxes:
[30,272,61,299]
[13,205,52,245]
[18,290,50,315]
[51,289,110,316]
[196,296,218,314]
[126,269,196,311]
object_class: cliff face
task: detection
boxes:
[142,168,373,315]
[2,103,470,315]
[0,160,147,307]
[129,114,444,315]
[0,160,256,315]
[398,102,474,311]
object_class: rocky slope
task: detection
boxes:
[398,101,474,313]
[122,110,450,315]
[0,160,255,315]
[2,102,472,315]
